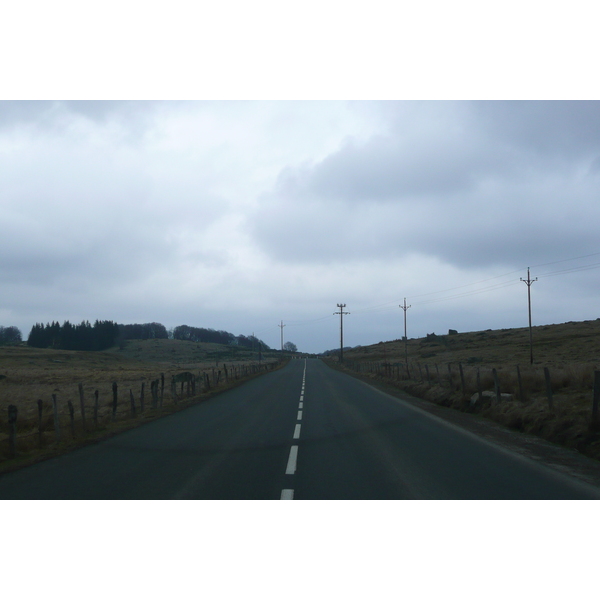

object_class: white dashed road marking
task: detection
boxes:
[280,359,307,500]
[286,445,298,475]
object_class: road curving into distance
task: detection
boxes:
[1,358,599,499]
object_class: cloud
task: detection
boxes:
[0,102,237,303]
[471,101,600,160]
[248,101,600,271]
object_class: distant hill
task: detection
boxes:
[341,319,600,368]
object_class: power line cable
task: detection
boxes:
[537,261,600,278]
[414,280,522,306]
[349,268,523,315]
[351,250,600,315]
[407,268,524,301]
[529,251,600,270]
[256,249,600,339]
[285,314,336,326]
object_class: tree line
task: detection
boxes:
[119,322,169,340]
[27,320,120,351]
[172,324,271,350]
[25,320,271,352]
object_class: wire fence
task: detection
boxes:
[341,357,600,421]
[1,360,281,462]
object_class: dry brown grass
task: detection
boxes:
[349,319,600,367]
[0,339,282,469]
[338,319,600,461]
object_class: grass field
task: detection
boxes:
[0,338,283,468]
[336,319,600,461]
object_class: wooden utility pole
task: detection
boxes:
[334,304,350,363]
[400,298,411,369]
[520,267,537,365]
[278,321,286,352]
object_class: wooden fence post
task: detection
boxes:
[112,382,118,421]
[425,364,431,386]
[68,400,75,437]
[435,364,441,384]
[459,363,466,398]
[160,373,165,407]
[476,368,483,404]
[52,393,61,442]
[37,399,43,447]
[78,383,87,432]
[592,371,600,425]
[129,390,136,417]
[447,364,453,389]
[171,377,177,403]
[8,405,17,458]
[140,383,145,413]
[150,381,157,409]
[544,367,553,410]
[492,368,501,404]
[516,365,524,402]
[94,390,99,427]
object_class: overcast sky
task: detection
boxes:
[2,100,600,353]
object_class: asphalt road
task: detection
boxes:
[1,358,599,499]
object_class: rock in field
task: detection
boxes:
[470,390,514,406]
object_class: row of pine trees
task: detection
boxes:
[27,320,120,351]
[26,321,271,352]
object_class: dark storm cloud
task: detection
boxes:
[292,102,504,202]
[305,134,481,200]
[249,101,600,270]
[470,101,600,159]
[278,101,600,205]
